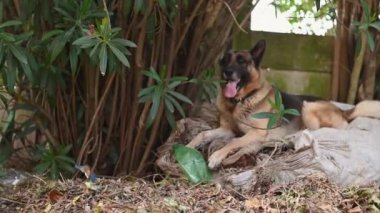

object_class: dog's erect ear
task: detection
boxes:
[219,49,232,66]
[250,40,266,68]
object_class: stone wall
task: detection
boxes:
[233,31,334,98]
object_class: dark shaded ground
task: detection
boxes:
[1,174,379,212]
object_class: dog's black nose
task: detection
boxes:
[223,69,233,77]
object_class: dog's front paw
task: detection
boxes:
[208,149,228,169]
[186,140,198,149]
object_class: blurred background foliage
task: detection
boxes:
[0,0,252,177]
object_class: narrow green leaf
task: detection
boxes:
[0,142,12,165]
[81,0,93,15]
[165,107,176,129]
[51,161,58,179]
[42,30,64,42]
[147,87,161,127]
[59,144,72,155]
[56,155,75,164]
[159,66,167,79]
[138,85,156,98]
[369,22,380,31]
[268,98,276,108]
[252,112,274,119]
[0,20,22,29]
[57,161,75,173]
[168,91,192,105]
[283,108,300,116]
[89,42,101,58]
[267,115,279,129]
[110,38,137,48]
[0,33,15,42]
[366,31,375,51]
[69,46,80,75]
[165,94,185,117]
[138,93,152,103]
[274,87,282,109]
[99,43,107,75]
[9,44,27,64]
[20,62,34,83]
[170,76,188,82]
[173,144,212,184]
[113,44,131,56]
[49,35,67,63]
[2,109,14,134]
[164,97,174,113]
[33,161,51,174]
[73,35,95,47]
[5,54,16,92]
[54,7,72,19]
[134,0,143,13]
[361,0,370,19]
[158,0,167,10]
[168,81,182,89]
[143,68,161,82]
[108,43,130,67]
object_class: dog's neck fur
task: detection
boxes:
[229,72,267,104]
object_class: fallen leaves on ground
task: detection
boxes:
[0,175,379,212]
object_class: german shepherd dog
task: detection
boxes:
[187,40,380,169]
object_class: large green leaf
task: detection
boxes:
[173,144,212,184]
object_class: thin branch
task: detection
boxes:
[223,1,248,33]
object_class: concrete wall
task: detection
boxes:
[233,31,334,98]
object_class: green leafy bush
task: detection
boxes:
[138,67,192,128]
[34,144,75,179]
[252,87,300,129]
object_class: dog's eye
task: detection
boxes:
[219,54,230,66]
[236,55,246,64]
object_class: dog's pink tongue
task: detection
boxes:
[224,81,238,98]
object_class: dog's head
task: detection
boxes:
[219,40,266,100]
